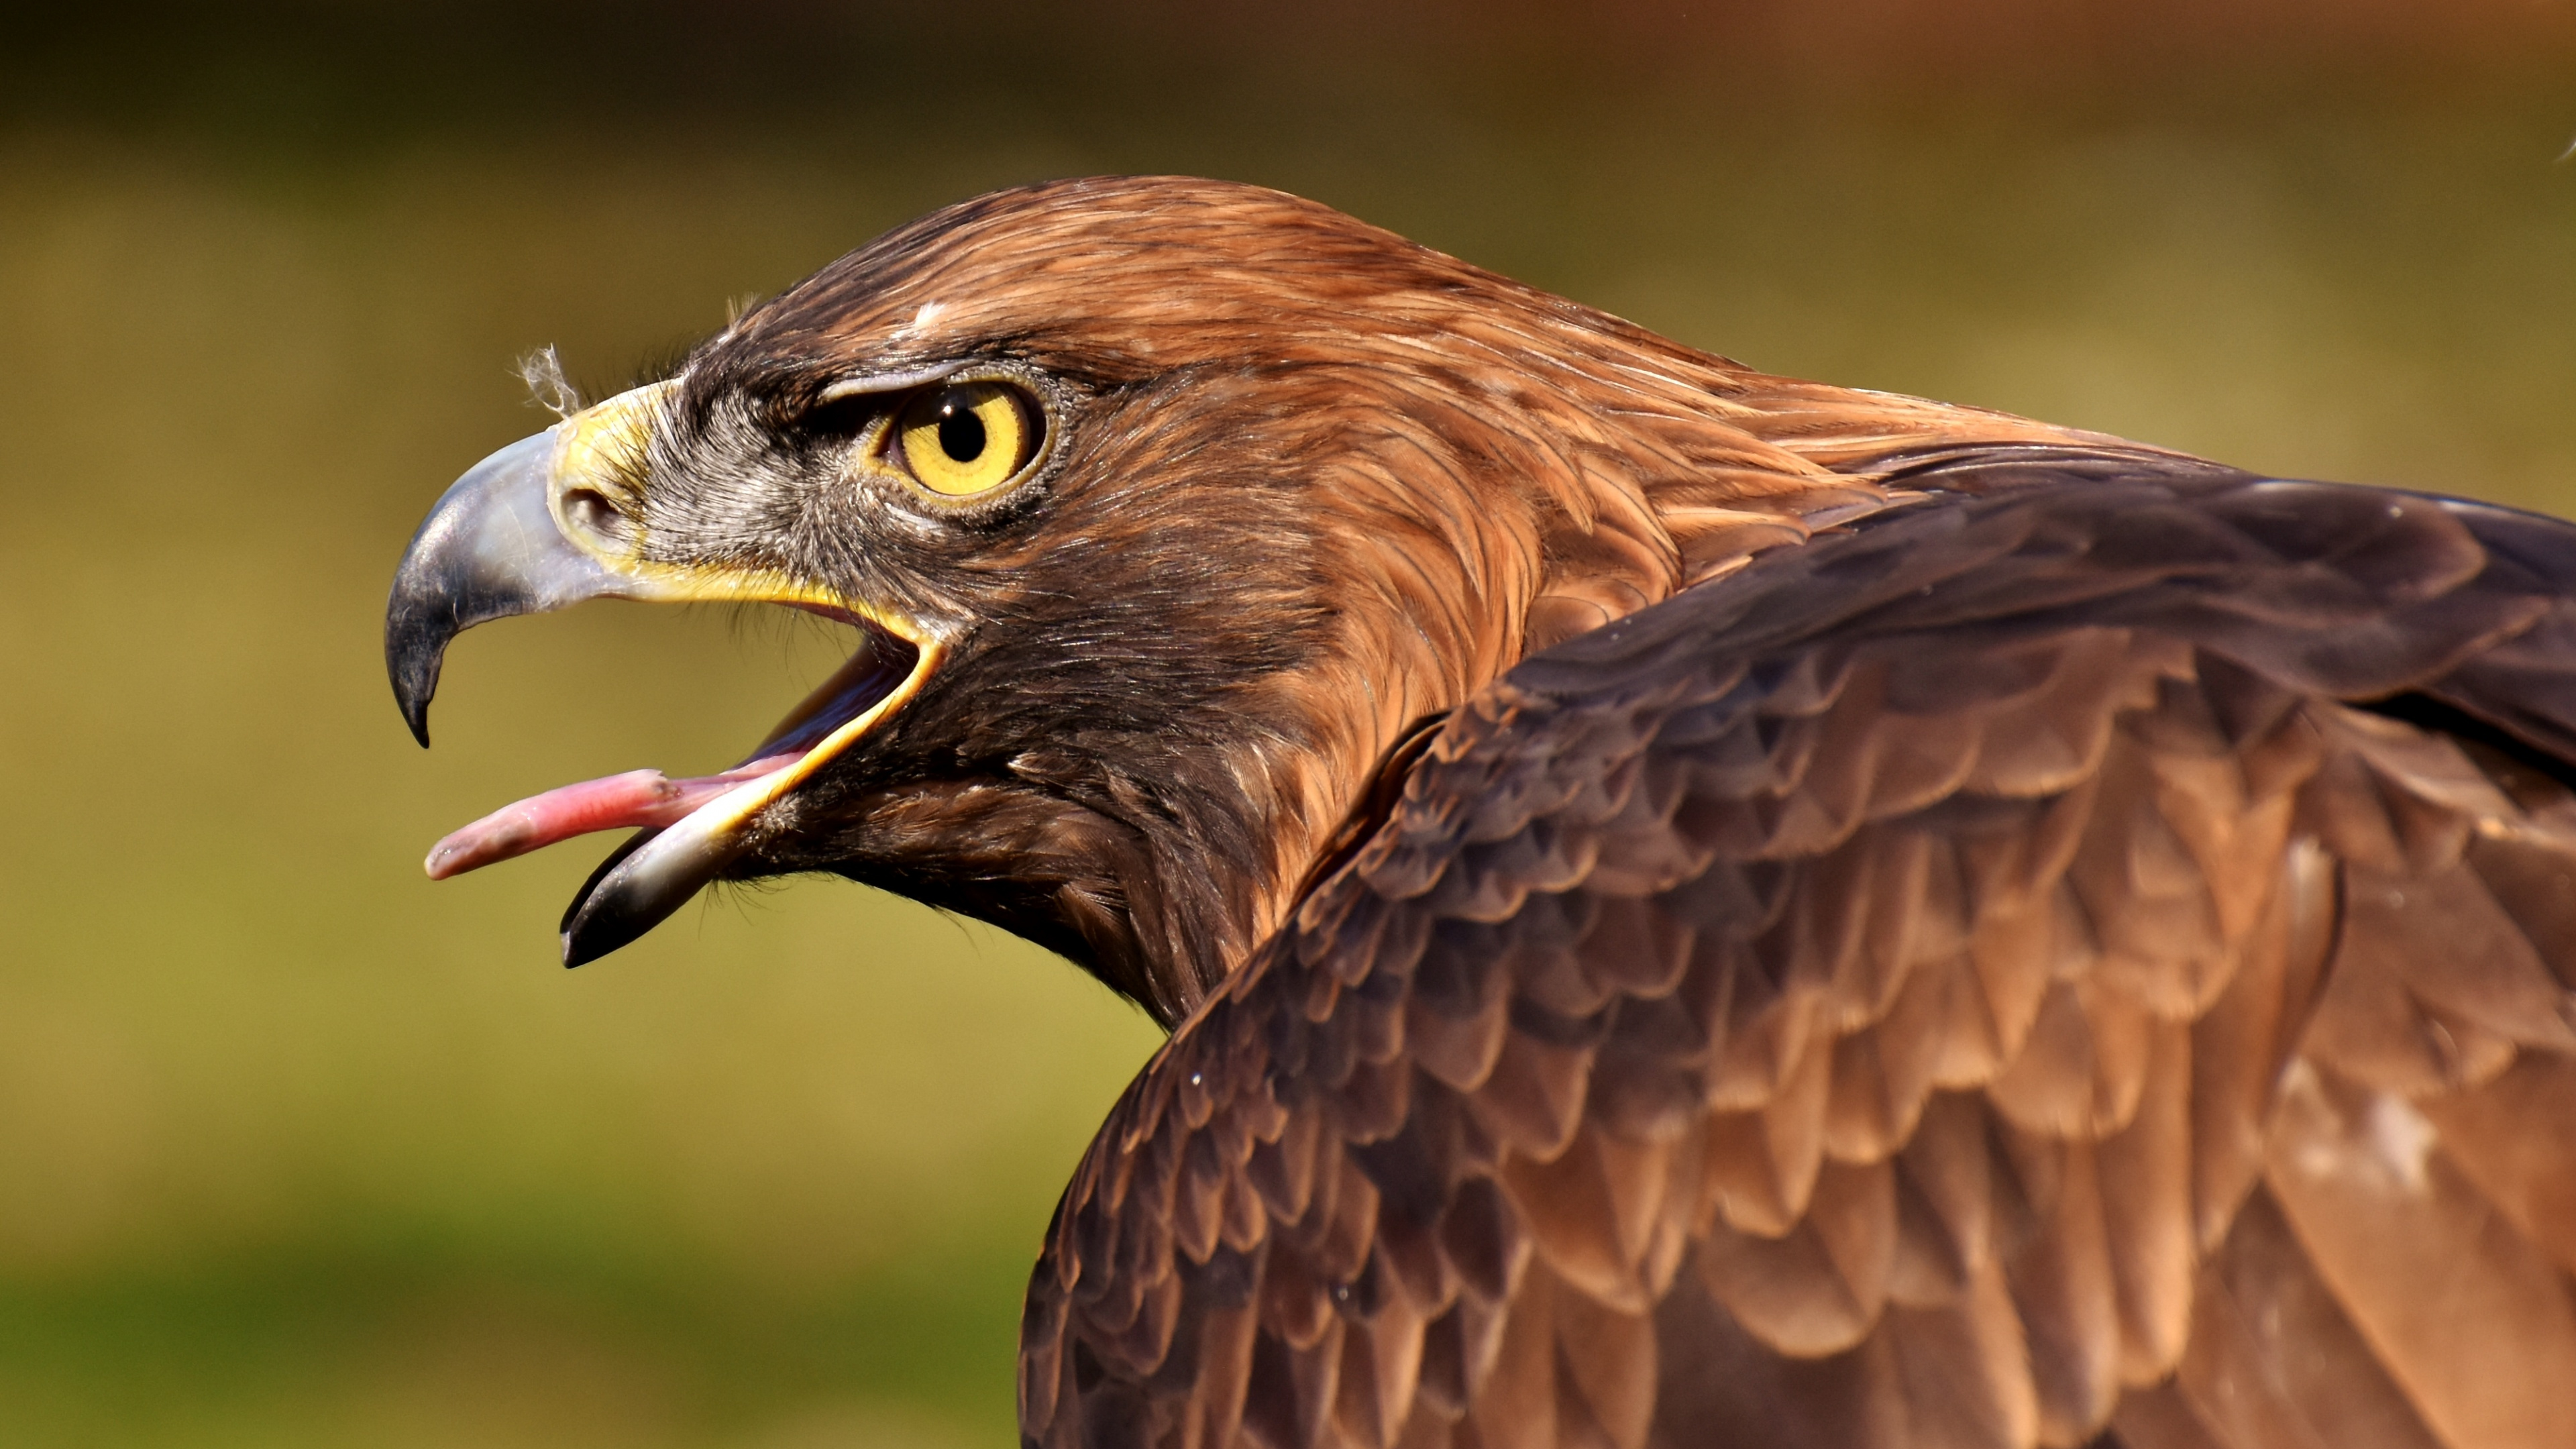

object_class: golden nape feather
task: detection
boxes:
[386,176,2576,1448]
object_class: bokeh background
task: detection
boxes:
[3,3,2573,1444]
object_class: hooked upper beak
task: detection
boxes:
[386,425,625,749]
[385,383,939,967]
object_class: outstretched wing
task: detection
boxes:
[1020,448,2576,1449]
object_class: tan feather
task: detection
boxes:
[2098,1017,2196,1385]
[2265,1062,2576,1448]
[2162,1188,2443,1449]
[2417,1051,2576,1278]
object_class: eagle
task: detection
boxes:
[386,176,2576,1449]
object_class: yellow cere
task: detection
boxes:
[897,382,1033,496]
[553,380,671,506]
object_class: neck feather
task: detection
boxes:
[1132,342,2113,1024]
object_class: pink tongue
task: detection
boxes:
[425,755,798,880]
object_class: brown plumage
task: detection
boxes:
[386,176,2576,1448]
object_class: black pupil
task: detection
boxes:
[936,402,987,463]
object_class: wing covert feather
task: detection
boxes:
[1021,452,2576,1449]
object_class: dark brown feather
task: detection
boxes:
[1022,449,2576,1448]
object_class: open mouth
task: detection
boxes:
[422,614,922,883]
[384,393,949,965]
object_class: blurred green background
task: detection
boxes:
[2,3,2573,1445]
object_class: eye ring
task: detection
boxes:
[889,380,1042,498]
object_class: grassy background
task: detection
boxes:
[3,4,2574,1444]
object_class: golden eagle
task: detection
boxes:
[387,177,2576,1449]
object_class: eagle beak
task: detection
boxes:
[386,382,940,967]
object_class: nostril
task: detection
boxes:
[563,488,636,548]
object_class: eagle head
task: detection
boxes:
[387,175,2060,1022]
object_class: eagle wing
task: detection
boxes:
[1020,447,2576,1449]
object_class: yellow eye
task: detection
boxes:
[894,382,1038,496]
